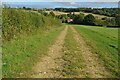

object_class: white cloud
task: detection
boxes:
[70,2,76,4]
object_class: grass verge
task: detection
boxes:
[3,26,64,78]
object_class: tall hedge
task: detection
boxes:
[2,8,62,41]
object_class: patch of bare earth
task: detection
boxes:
[70,27,112,78]
[31,26,68,78]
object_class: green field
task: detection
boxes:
[70,24,119,77]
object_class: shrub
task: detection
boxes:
[115,14,120,26]
[83,14,96,25]
[49,11,55,17]
[73,13,84,24]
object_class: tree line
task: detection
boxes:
[56,12,120,27]
[54,8,120,17]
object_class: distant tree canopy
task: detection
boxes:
[49,11,55,17]
[56,12,118,27]
[52,8,119,27]
[23,6,26,9]
[54,8,120,17]
[3,4,10,8]
[115,14,120,26]
[73,13,84,24]
[23,6,31,10]
[83,14,96,25]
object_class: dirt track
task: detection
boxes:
[31,26,111,78]
[31,26,68,78]
[70,27,111,78]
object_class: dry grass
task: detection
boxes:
[46,10,112,19]
[74,12,113,19]
[46,11,68,15]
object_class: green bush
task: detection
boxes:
[83,14,96,25]
[73,13,85,24]
[49,11,55,17]
[115,14,120,26]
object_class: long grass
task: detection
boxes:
[3,26,64,78]
[2,8,62,41]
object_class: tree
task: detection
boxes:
[110,18,116,26]
[23,6,26,9]
[49,11,55,17]
[41,12,49,16]
[73,14,84,24]
[62,17,66,23]
[83,14,96,25]
[115,14,120,26]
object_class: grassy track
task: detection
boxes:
[61,27,86,78]
[71,24,119,77]
[31,26,68,78]
[3,26,64,78]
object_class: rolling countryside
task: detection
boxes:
[2,2,120,78]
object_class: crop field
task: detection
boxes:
[46,11,112,19]
[74,12,113,19]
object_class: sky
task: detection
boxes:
[2,0,119,8]
[2,0,120,2]
[3,2,118,8]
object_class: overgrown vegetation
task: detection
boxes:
[2,8,62,41]
[72,24,119,77]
